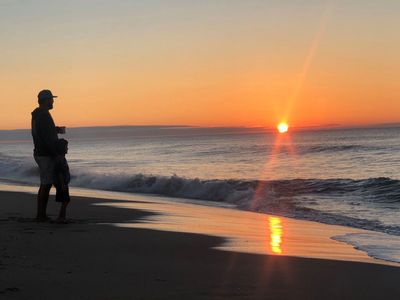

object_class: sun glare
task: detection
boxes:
[277,122,289,133]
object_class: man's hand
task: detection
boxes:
[56,126,66,134]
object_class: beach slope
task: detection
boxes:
[1,190,400,300]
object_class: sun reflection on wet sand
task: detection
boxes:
[89,194,394,265]
[1,182,396,265]
[269,217,283,254]
[21,184,392,266]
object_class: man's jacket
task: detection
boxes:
[31,107,58,156]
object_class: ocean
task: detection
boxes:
[1,125,400,262]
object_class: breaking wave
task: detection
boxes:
[1,154,399,236]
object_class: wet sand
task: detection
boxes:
[1,189,400,300]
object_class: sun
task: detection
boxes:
[277,122,289,133]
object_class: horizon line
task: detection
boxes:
[1,122,400,132]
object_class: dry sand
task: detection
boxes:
[1,190,400,300]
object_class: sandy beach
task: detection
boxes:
[0,188,399,300]
[2,0,400,298]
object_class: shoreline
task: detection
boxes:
[1,188,400,299]
[0,182,398,266]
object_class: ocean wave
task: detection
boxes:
[332,233,400,263]
[66,169,400,206]
[293,144,387,155]
[264,144,382,157]
[1,154,399,235]
[168,144,383,157]
[303,144,365,153]
[69,172,400,234]
[0,154,39,180]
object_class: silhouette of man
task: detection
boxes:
[31,89,62,221]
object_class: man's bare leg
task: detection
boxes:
[37,184,52,221]
[57,201,69,222]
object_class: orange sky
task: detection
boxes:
[1,1,399,130]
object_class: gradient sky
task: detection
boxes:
[1,0,399,129]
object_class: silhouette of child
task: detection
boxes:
[55,138,70,222]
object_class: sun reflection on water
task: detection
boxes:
[268,216,283,254]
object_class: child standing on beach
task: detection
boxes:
[55,138,71,222]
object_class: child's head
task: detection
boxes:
[56,138,68,155]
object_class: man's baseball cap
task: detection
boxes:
[38,89,58,101]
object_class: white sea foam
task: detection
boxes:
[1,152,400,236]
[332,232,400,263]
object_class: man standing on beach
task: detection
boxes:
[31,89,61,221]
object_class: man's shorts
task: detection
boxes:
[34,156,56,185]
